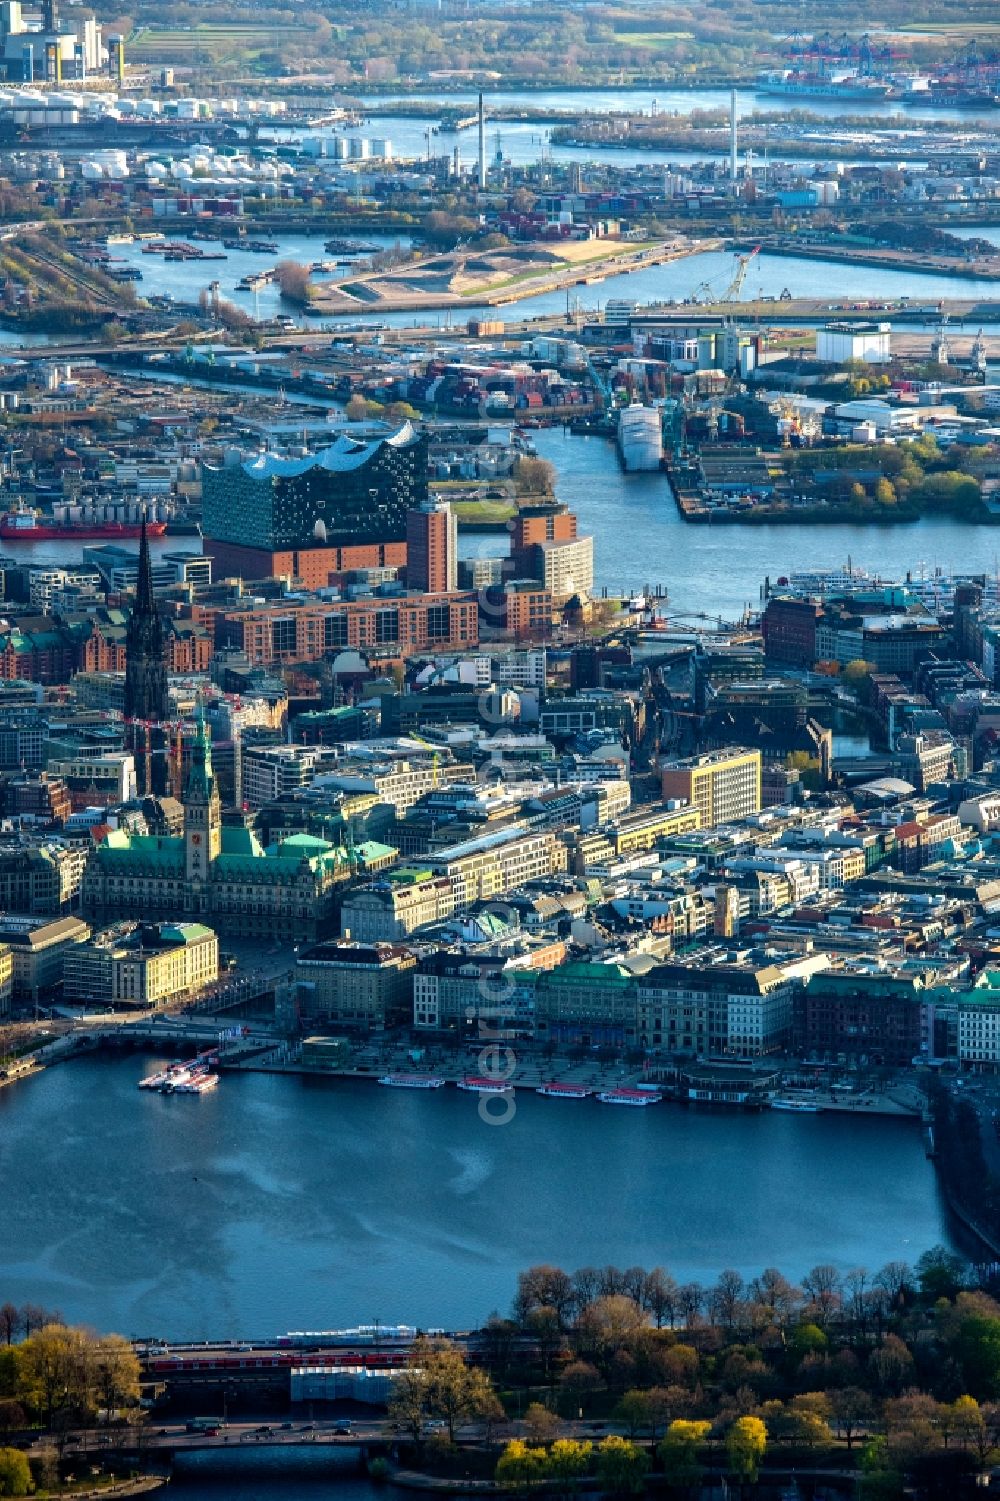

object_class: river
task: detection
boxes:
[0,1055,947,1339]
[120,237,1000,335]
[358,83,998,128]
[457,425,1000,616]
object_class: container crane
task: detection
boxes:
[584,348,613,410]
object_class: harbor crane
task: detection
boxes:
[722,245,761,302]
[689,246,761,307]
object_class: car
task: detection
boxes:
[334,1422,353,1435]
[280,1422,293,1430]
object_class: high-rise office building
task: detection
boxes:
[406,499,457,594]
[660,748,762,829]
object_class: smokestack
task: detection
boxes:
[477,91,486,190]
[730,88,738,183]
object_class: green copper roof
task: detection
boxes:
[221,826,266,859]
[159,922,215,944]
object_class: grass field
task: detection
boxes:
[897,21,1000,33]
[613,30,693,47]
[129,23,309,62]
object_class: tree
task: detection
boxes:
[479,1391,508,1450]
[884,1393,944,1468]
[874,477,896,506]
[0,1404,24,1436]
[523,1402,562,1445]
[527,1306,563,1377]
[725,1416,767,1485]
[423,1342,495,1442]
[614,1389,651,1440]
[0,1447,31,1497]
[659,1419,710,1494]
[710,1270,745,1332]
[92,1334,140,1421]
[642,1268,678,1329]
[916,1245,968,1301]
[859,1435,901,1501]
[274,260,315,305]
[0,1313,16,1350]
[18,1324,91,1427]
[874,1261,912,1311]
[345,393,368,422]
[831,1387,876,1451]
[574,1296,647,1368]
[595,1435,650,1495]
[949,1395,991,1461]
[653,1344,699,1389]
[747,1267,800,1329]
[515,456,556,496]
[546,1437,592,1495]
[869,1335,916,1395]
[558,1360,604,1411]
[802,1265,842,1326]
[787,1392,833,1447]
[953,1314,1000,1399]
[912,470,981,516]
[496,1438,547,1491]
[388,1362,431,1444]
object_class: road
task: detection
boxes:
[55,1414,629,1456]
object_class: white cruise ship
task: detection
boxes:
[617,405,663,473]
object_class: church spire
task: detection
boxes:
[124,510,169,794]
[186,697,214,801]
[135,513,156,617]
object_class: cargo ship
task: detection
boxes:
[0,509,168,541]
[757,70,893,101]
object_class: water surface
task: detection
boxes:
[0,1056,948,1338]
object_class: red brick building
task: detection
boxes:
[218,591,479,667]
[761,596,824,666]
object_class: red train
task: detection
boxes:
[145,1349,411,1377]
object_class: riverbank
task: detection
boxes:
[756,237,1000,282]
[312,238,714,316]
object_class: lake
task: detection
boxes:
[0,1055,948,1339]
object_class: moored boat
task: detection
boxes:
[597,1088,661,1106]
[378,1073,446,1089]
[770,1097,822,1113]
[457,1076,514,1094]
[536,1082,592,1098]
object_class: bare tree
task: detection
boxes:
[0,1304,20,1345]
[642,1268,678,1329]
[709,1270,745,1332]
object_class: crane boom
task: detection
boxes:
[721,245,761,304]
